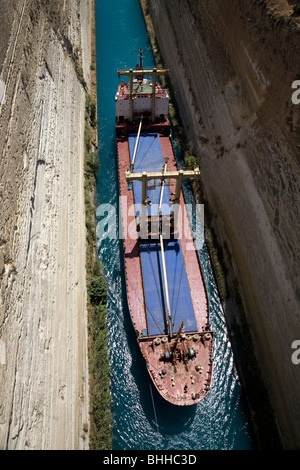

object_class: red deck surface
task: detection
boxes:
[117,120,213,405]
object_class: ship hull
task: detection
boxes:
[116,119,213,406]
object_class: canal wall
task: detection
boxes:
[146,0,300,449]
[0,0,92,449]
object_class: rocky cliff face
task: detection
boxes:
[147,0,300,449]
[0,0,92,449]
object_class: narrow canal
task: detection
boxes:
[95,0,254,450]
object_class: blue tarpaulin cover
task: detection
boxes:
[128,133,197,335]
[140,240,197,335]
[128,133,172,216]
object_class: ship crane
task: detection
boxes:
[125,166,200,235]
[131,114,143,172]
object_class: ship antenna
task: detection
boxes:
[139,48,143,68]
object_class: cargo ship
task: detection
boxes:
[115,50,213,405]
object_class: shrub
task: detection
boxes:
[88,261,108,306]
[85,151,100,174]
[84,122,91,152]
[185,155,197,169]
[89,302,112,450]
[85,94,97,127]
[294,4,300,14]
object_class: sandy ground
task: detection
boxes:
[0,0,92,449]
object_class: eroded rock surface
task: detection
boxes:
[147,0,300,449]
[0,0,92,449]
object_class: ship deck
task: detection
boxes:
[117,121,212,405]
[128,132,198,336]
[118,127,209,337]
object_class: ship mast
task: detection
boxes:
[160,232,172,336]
[138,47,143,69]
[131,114,143,171]
[158,161,172,336]
[125,167,201,234]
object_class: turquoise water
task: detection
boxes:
[95,0,254,450]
